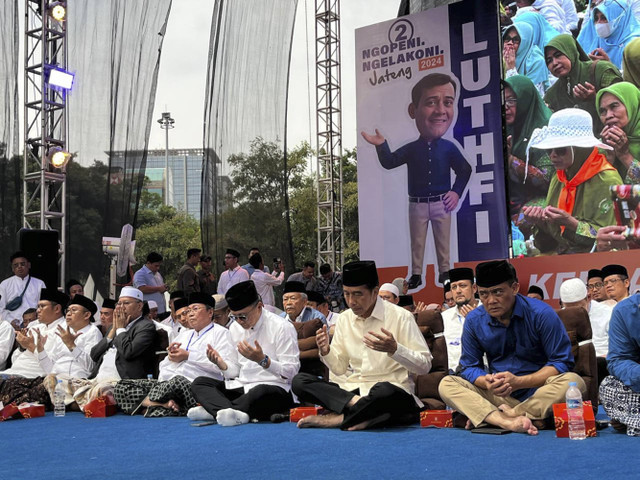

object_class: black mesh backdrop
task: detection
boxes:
[0,0,20,279]
[66,1,172,287]
[201,0,298,273]
[69,0,172,236]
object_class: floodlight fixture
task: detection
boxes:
[48,68,74,90]
[48,2,66,21]
[48,147,72,168]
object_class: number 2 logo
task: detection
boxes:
[388,19,414,44]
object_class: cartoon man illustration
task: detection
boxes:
[361,72,472,288]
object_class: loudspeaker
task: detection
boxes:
[18,228,59,289]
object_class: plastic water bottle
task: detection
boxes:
[566,382,585,440]
[54,380,66,417]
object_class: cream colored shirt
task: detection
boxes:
[321,297,432,406]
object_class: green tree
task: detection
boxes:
[134,199,201,291]
[342,148,360,263]
[220,138,311,274]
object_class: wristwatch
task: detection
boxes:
[259,355,269,368]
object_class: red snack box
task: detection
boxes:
[84,396,117,418]
[420,409,453,428]
[552,401,596,438]
[16,403,45,419]
[290,406,324,422]
[0,403,22,421]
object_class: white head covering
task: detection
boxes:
[525,108,612,182]
[559,278,588,303]
[119,286,143,301]
[379,283,400,298]
[148,300,158,309]
[212,294,228,310]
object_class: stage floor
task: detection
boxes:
[1,410,637,479]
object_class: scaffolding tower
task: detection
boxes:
[315,0,344,271]
[23,0,68,287]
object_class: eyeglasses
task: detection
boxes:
[477,287,507,300]
[11,261,27,269]
[586,282,604,290]
[503,35,520,44]
[505,98,517,108]
[189,305,207,313]
[229,304,258,322]
[546,147,568,156]
[67,307,85,314]
[37,302,53,309]
[603,277,623,286]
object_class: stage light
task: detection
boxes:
[48,147,72,168]
[48,68,74,90]
[48,2,66,21]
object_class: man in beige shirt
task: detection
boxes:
[292,260,432,431]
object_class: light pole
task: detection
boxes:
[157,112,175,206]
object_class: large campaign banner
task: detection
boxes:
[356,1,507,299]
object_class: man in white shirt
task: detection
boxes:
[306,291,340,331]
[0,288,69,408]
[42,287,157,411]
[0,251,46,324]
[217,249,250,295]
[113,292,238,417]
[559,277,612,385]
[378,283,400,305]
[515,0,568,33]
[190,280,300,426]
[161,291,187,338]
[249,253,284,306]
[0,317,16,370]
[441,268,480,374]
[293,260,432,430]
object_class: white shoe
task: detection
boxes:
[216,408,250,427]
[187,406,214,421]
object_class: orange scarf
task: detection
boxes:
[556,147,615,232]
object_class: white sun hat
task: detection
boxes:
[523,108,612,182]
[528,108,612,151]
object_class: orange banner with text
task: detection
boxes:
[379,250,640,309]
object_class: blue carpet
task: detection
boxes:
[1,411,637,480]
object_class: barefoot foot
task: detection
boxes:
[297,413,344,429]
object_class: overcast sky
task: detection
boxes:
[148,0,398,153]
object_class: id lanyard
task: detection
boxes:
[185,323,215,351]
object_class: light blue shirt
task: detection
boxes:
[133,265,166,313]
[607,294,640,392]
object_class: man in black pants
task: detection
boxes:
[292,260,432,430]
[190,281,300,426]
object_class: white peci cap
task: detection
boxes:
[559,278,588,303]
[379,283,400,298]
[119,286,143,301]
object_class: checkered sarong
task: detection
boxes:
[114,375,196,417]
[599,376,640,436]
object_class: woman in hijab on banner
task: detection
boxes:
[522,108,622,255]
[503,22,551,95]
[544,34,622,134]
[504,75,554,235]
[590,0,640,71]
[597,81,640,183]
[622,37,640,87]
[513,10,560,54]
